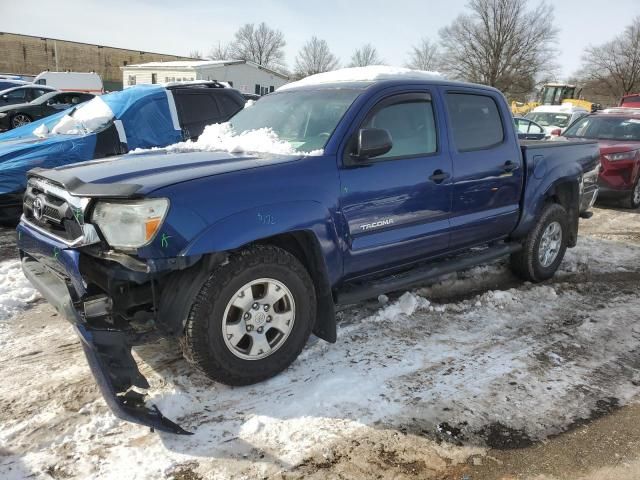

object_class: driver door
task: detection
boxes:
[339,91,453,278]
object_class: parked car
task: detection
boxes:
[16,72,601,433]
[514,116,547,140]
[526,104,589,137]
[0,82,245,223]
[561,108,640,208]
[33,71,103,94]
[0,84,57,107]
[0,79,27,91]
[0,91,95,130]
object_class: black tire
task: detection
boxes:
[510,203,569,282]
[623,178,640,209]
[10,113,32,129]
[183,245,316,386]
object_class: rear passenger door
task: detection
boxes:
[444,90,523,249]
[174,90,225,140]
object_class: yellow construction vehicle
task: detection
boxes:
[511,83,597,116]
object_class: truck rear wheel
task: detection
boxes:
[510,203,568,282]
[183,245,316,386]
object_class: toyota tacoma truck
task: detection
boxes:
[16,72,600,434]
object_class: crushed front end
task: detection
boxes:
[17,172,196,434]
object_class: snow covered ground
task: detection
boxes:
[1,208,640,479]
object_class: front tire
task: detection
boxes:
[183,245,316,386]
[510,203,569,282]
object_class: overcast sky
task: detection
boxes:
[2,0,638,77]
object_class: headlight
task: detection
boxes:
[603,150,639,162]
[92,198,169,249]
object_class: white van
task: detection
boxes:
[33,72,103,94]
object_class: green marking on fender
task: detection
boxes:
[73,208,84,223]
[53,247,60,260]
[160,233,171,248]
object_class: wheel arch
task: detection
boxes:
[157,228,338,344]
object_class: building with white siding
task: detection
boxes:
[121,60,289,95]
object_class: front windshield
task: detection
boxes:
[564,116,640,142]
[526,112,571,128]
[49,95,114,135]
[229,89,362,153]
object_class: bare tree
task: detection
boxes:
[439,0,558,100]
[207,41,232,61]
[294,37,339,79]
[229,22,286,70]
[188,50,204,60]
[349,44,383,67]
[579,17,640,100]
[406,38,441,71]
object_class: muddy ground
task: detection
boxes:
[1,204,639,480]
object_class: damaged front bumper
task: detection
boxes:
[18,224,192,435]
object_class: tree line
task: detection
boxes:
[191,0,640,105]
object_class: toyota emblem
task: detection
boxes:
[32,197,44,221]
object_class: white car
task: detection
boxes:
[526,104,589,136]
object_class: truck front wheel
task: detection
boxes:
[510,203,569,282]
[183,245,316,386]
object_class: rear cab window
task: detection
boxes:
[446,93,504,151]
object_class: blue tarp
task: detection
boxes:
[0,85,183,195]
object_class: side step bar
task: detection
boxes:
[336,242,522,306]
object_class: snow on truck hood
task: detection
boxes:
[278,66,444,91]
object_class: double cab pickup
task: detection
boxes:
[16,74,600,433]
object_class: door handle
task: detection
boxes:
[429,169,450,183]
[503,161,519,173]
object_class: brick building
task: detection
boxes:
[0,32,194,91]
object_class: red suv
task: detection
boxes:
[562,108,640,209]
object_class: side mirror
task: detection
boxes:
[353,128,393,160]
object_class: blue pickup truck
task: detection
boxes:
[16,76,600,433]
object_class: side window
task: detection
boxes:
[176,92,222,124]
[363,98,437,159]
[446,93,504,151]
[529,122,544,134]
[6,89,27,100]
[514,119,529,134]
[216,93,243,117]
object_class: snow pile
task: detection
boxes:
[279,66,444,91]
[155,122,323,156]
[0,260,38,323]
[50,96,114,135]
[372,291,432,321]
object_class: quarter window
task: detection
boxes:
[363,99,437,159]
[446,93,504,151]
